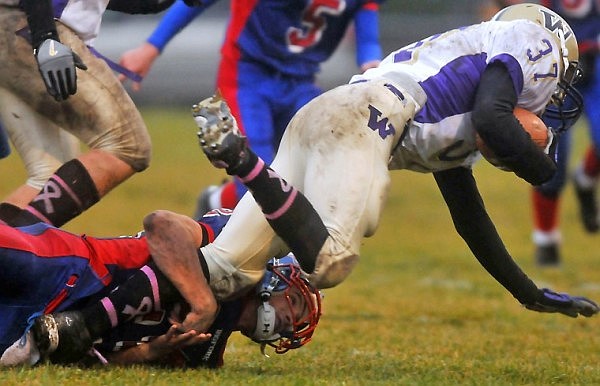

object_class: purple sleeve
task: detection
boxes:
[146,0,219,52]
[354,6,382,67]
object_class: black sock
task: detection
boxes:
[2,203,42,227]
[0,202,25,224]
[235,151,328,273]
[11,159,100,227]
[80,262,182,338]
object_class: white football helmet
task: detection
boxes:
[492,3,583,131]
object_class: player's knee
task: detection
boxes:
[122,136,151,172]
[308,252,359,289]
[96,124,152,172]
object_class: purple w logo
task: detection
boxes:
[367,104,396,139]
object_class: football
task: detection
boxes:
[476,107,550,166]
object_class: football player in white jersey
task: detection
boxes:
[187,3,598,323]
[0,0,181,228]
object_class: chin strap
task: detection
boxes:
[251,294,278,341]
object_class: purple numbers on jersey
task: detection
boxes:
[526,38,559,81]
[527,38,553,61]
[367,104,395,139]
[393,34,440,63]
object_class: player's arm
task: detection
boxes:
[471,61,556,185]
[433,167,540,304]
[20,0,87,101]
[142,210,218,333]
[434,167,599,317]
[354,1,383,72]
[118,0,217,89]
[105,326,208,365]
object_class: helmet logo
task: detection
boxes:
[539,9,573,40]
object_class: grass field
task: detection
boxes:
[1,108,599,385]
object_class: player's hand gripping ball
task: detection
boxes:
[476,107,551,170]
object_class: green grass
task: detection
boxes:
[1,108,599,385]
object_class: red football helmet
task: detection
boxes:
[251,255,322,355]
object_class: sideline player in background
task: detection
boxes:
[117,0,384,217]
[531,0,600,265]
[485,0,600,266]
[187,4,598,321]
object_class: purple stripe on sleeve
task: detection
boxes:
[415,54,487,124]
[52,0,70,18]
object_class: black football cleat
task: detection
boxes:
[31,311,92,365]
[192,92,250,175]
[535,244,561,267]
[573,176,599,233]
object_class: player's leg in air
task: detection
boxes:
[192,82,422,288]
[192,93,327,276]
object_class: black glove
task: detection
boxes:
[525,288,599,318]
[35,39,87,102]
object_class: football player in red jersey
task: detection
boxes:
[0,209,321,367]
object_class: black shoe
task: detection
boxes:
[535,244,561,267]
[573,177,599,233]
[31,311,92,365]
[192,93,249,174]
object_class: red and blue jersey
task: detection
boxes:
[0,221,150,354]
[148,0,384,76]
[0,209,234,362]
[146,0,384,198]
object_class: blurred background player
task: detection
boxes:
[485,0,600,266]
[117,0,385,217]
[534,0,600,265]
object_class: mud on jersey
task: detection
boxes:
[351,20,562,173]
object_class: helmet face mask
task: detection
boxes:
[492,3,583,131]
[250,255,322,355]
